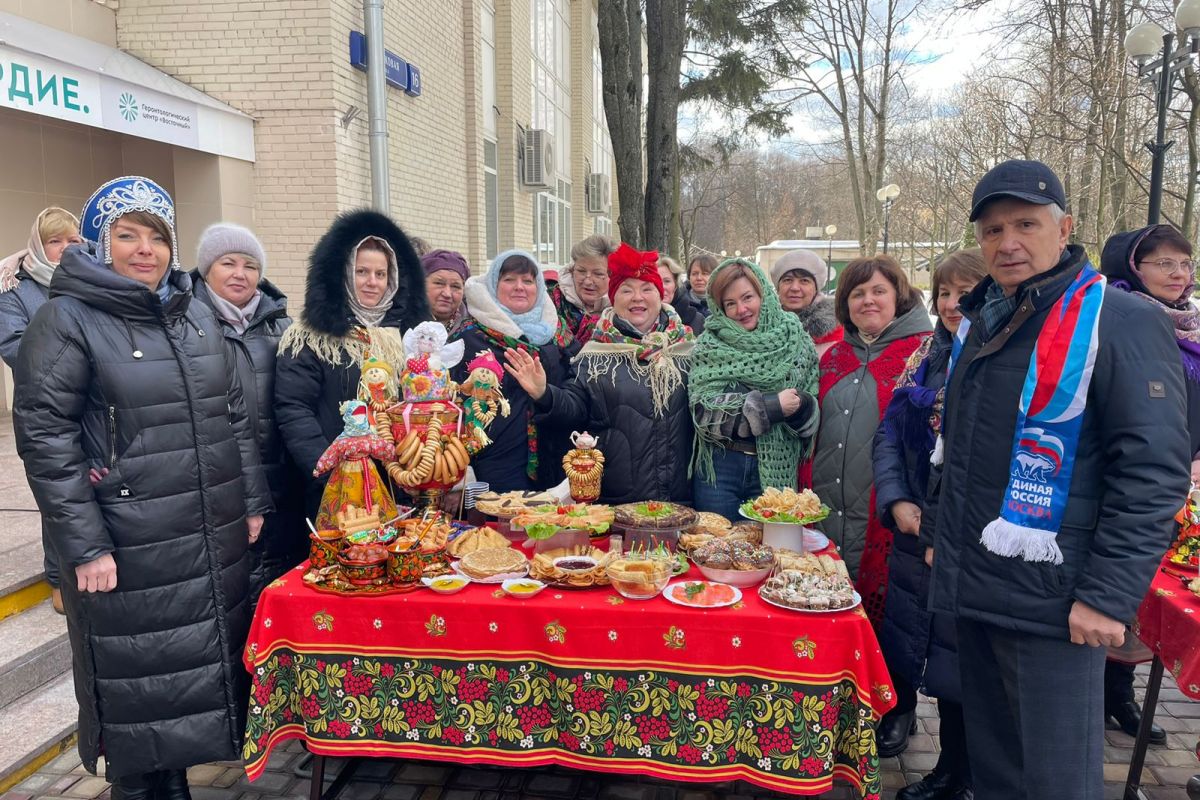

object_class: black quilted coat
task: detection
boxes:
[191,274,305,601]
[274,210,429,518]
[13,243,273,779]
[533,312,694,503]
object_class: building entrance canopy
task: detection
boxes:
[0,12,254,161]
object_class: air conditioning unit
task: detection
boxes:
[585,173,611,215]
[521,128,555,189]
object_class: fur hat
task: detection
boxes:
[196,223,267,277]
[770,250,830,291]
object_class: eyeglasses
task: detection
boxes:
[1138,258,1196,277]
[573,268,609,283]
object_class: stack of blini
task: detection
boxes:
[457,546,528,580]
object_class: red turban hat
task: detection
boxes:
[607,242,663,304]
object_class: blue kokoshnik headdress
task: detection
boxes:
[80,176,180,270]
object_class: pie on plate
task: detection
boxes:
[613,501,698,531]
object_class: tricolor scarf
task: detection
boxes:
[935,264,1106,564]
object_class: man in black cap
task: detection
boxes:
[920,159,1188,799]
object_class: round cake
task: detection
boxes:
[613,501,698,531]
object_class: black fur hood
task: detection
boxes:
[301,209,430,337]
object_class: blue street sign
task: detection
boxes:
[349,30,422,97]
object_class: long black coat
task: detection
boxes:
[872,326,959,700]
[274,210,429,518]
[924,246,1190,639]
[192,275,305,599]
[13,244,272,779]
[534,315,694,504]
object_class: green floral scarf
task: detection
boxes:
[575,306,695,416]
[688,259,818,489]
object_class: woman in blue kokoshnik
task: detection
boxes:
[12,177,272,800]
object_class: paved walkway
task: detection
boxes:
[0,413,1196,798]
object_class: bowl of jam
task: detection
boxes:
[552,555,598,573]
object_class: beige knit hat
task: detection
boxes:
[769,250,830,291]
[196,223,267,277]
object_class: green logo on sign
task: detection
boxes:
[118,92,138,122]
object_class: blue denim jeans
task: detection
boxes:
[692,447,762,521]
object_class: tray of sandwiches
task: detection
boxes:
[473,490,560,518]
[757,551,859,612]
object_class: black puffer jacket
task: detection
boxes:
[274,210,429,518]
[535,312,695,503]
[872,326,959,701]
[192,274,304,600]
[13,243,272,779]
[924,246,1190,639]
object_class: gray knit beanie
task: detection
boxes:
[196,223,267,277]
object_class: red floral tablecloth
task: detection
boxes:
[1134,564,1200,699]
[242,563,896,798]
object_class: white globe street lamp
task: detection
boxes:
[876,184,901,254]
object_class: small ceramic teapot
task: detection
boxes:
[570,430,598,450]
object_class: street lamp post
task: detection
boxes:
[824,224,837,284]
[876,184,900,254]
[1124,0,1200,225]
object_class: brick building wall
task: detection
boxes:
[107,0,619,305]
[112,0,337,304]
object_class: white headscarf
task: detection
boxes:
[0,207,78,292]
[346,236,399,327]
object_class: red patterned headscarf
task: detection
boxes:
[607,242,663,304]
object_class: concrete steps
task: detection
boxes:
[0,415,79,792]
[0,673,78,792]
[0,599,70,708]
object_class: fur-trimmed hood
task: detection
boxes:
[301,209,429,337]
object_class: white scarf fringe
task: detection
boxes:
[575,337,694,418]
[980,518,1065,564]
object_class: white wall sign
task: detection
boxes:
[0,44,226,157]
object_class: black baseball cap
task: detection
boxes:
[968,159,1067,221]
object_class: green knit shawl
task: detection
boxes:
[688,259,818,490]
